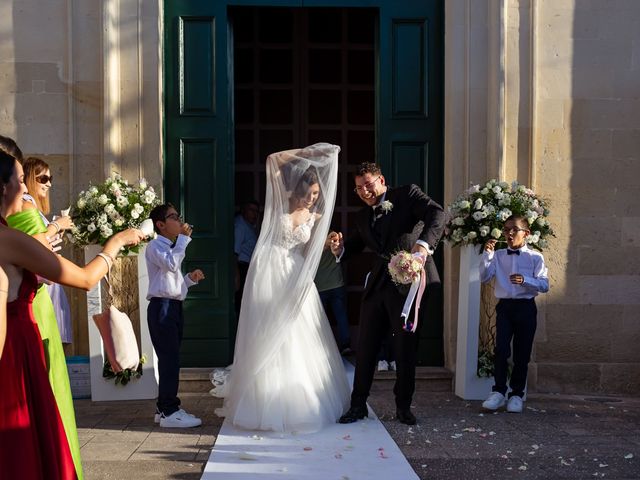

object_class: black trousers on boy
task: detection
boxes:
[493,298,537,398]
[148,297,184,416]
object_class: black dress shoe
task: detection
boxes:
[396,409,416,425]
[338,405,368,424]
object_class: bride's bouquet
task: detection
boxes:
[388,251,424,285]
[70,173,160,254]
[388,251,427,333]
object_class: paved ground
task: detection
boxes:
[78,382,640,480]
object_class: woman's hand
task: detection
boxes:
[114,228,145,247]
[53,215,74,231]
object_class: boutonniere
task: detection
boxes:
[380,200,394,214]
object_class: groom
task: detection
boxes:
[331,162,445,425]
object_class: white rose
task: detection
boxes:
[480,188,489,195]
[492,186,502,194]
[490,228,502,239]
[472,211,484,221]
[495,192,504,200]
[97,214,108,225]
[452,216,466,226]
[479,226,490,237]
[98,194,108,205]
[473,198,483,210]
[467,231,478,240]
[77,198,86,209]
[536,217,546,227]
[117,196,129,207]
[131,210,140,219]
[499,181,509,190]
[498,209,512,221]
[114,218,125,227]
[139,178,148,190]
[458,200,471,210]
[89,186,99,196]
[87,223,96,232]
[105,204,115,214]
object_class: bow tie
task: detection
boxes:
[506,249,520,255]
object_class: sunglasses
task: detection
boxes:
[36,174,53,184]
[502,227,528,234]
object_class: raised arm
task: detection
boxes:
[0,225,143,291]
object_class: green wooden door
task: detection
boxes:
[165,0,443,367]
[377,2,445,365]
[164,2,234,366]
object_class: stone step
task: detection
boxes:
[178,366,453,394]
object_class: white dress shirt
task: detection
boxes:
[145,234,196,301]
[479,244,549,299]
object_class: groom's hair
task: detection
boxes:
[355,162,381,177]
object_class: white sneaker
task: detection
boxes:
[507,396,523,413]
[159,409,202,428]
[377,360,389,371]
[482,392,506,411]
[155,408,196,424]
[389,361,396,371]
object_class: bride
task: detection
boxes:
[213,143,350,433]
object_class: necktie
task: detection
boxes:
[506,249,520,255]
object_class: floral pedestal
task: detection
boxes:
[454,244,494,400]
[85,244,158,401]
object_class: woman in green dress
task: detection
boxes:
[6,156,83,480]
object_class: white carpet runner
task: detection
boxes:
[201,360,418,479]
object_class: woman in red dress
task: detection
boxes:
[0,147,144,479]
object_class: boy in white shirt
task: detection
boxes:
[146,203,205,427]
[479,215,549,413]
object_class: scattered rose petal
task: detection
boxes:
[599,463,608,468]
[501,455,508,459]
[518,465,527,471]
[489,431,496,436]
[432,428,439,432]
[451,434,463,439]
[421,464,427,468]
[425,440,432,444]
[406,440,412,445]
[334,453,343,459]
[624,453,634,459]
[560,459,571,466]
[342,435,352,440]
[303,447,312,451]
[532,444,540,450]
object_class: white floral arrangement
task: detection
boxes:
[444,179,554,251]
[71,173,160,254]
[380,200,393,213]
[388,251,424,285]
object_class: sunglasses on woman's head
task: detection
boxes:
[36,174,53,184]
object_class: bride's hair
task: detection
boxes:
[292,166,319,200]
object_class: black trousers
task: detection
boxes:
[351,283,423,410]
[148,297,184,416]
[493,298,537,398]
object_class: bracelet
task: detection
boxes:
[51,221,61,233]
[96,252,114,270]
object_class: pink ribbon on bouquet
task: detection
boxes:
[400,253,428,333]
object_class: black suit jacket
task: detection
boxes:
[343,184,445,298]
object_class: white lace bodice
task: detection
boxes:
[277,213,316,250]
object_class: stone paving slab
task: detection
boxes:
[78,389,640,480]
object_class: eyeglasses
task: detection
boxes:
[502,227,528,234]
[164,213,182,222]
[354,176,381,194]
[36,174,53,184]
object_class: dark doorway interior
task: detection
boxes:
[231,6,378,342]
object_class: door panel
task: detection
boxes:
[165,3,233,366]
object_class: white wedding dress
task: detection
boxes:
[212,144,350,433]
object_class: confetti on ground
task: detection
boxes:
[303,447,313,451]
[624,453,634,459]
[378,448,389,459]
[342,435,352,440]
[334,453,343,459]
